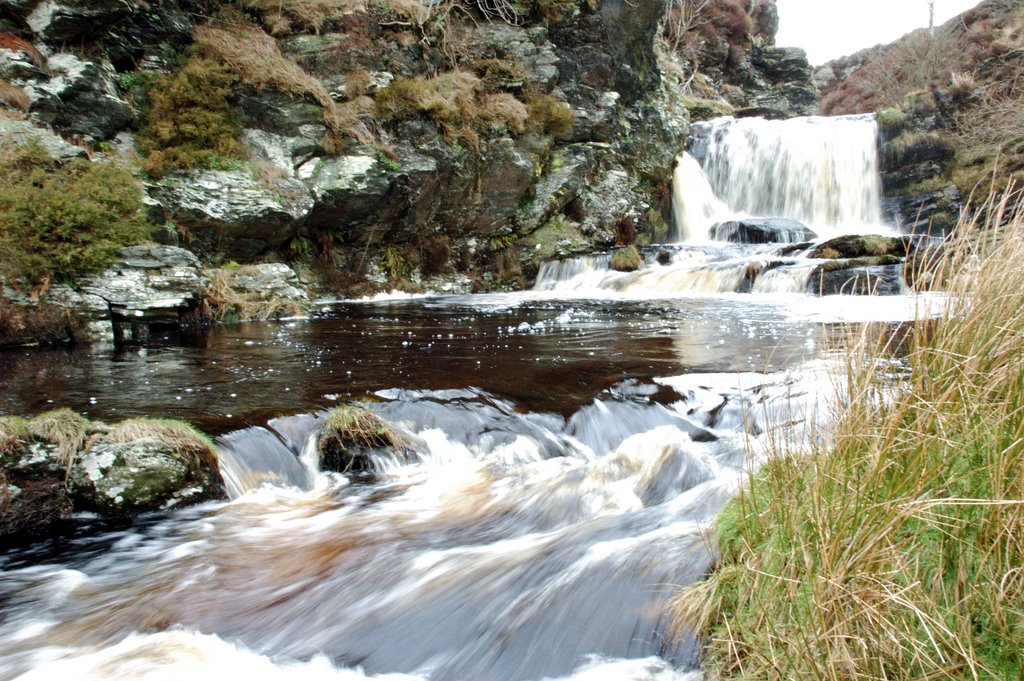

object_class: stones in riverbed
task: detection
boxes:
[711,218,817,244]
[0,410,225,539]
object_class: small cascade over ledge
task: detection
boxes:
[675,115,885,242]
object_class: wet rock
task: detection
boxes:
[207,263,309,322]
[883,186,962,237]
[23,52,132,140]
[807,261,905,296]
[147,170,315,260]
[0,117,86,162]
[316,406,405,477]
[712,218,817,244]
[808,234,915,259]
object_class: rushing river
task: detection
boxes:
[0,115,939,680]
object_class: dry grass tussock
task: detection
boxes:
[100,418,218,471]
[195,23,372,143]
[320,406,403,451]
[675,190,1024,679]
[205,268,306,322]
[0,409,89,474]
[318,405,405,473]
[0,80,29,111]
[237,0,427,34]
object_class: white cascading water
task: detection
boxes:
[676,115,884,242]
[535,114,894,295]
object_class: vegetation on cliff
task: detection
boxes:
[0,141,148,289]
[676,196,1024,679]
[820,0,1024,194]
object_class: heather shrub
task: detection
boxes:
[137,55,246,177]
[0,142,148,288]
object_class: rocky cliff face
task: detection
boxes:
[0,0,690,304]
[660,0,818,121]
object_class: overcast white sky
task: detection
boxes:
[774,0,981,65]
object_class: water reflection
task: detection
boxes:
[0,297,841,432]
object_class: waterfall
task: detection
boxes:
[676,115,884,242]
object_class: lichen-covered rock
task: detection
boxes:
[147,170,315,260]
[808,234,915,259]
[1,411,225,536]
[0,117,86,163]
[23,53,132,140]
[518,144,599,231]
[77,245,207,340]
[68,439,220,515]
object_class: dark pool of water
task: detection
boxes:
[0,295,836,434]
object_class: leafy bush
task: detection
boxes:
[0,142,148,288]
[137,55,246,178]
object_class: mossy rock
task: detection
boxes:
[610,245,643,272]
[2,411,224,534]
[682,96,734,122]
[317,406,404,476]
[808,234,914,260]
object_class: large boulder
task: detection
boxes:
[1,411,224,538]
[68,436,221,515]
[147,170,315,260]
[712,218,817,244]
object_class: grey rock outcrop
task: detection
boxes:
[0,117,86,162]
[147,170,315,260]
[23,52,132,140]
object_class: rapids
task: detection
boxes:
[0,114,940,680]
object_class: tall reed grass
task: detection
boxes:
[675,192,1024,679]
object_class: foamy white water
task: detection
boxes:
[677,115,887,241]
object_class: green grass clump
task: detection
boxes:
[137,55,247,178]
[675,194,1024,679]
[876,106,907,136]
[0,142,148,288]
